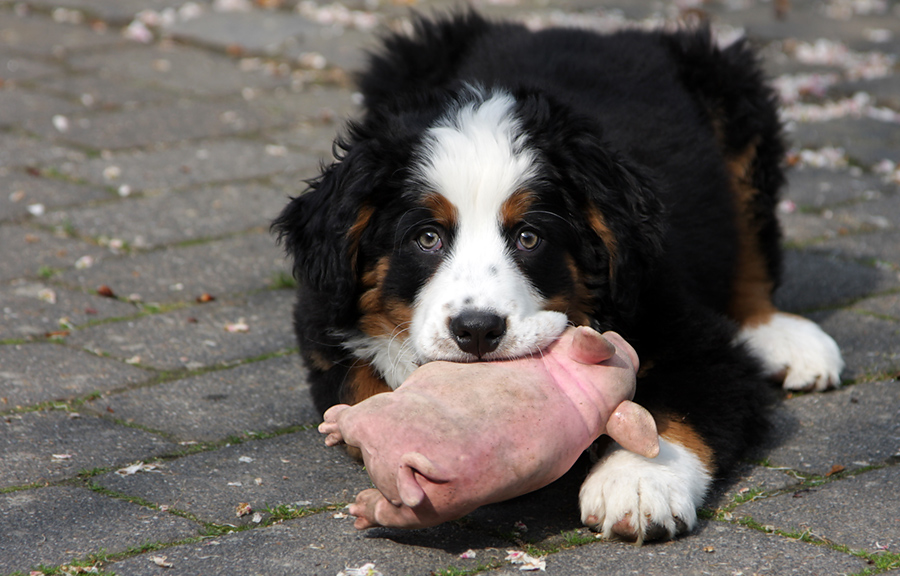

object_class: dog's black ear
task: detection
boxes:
[542,115,666,322]
[271,140,377,319]
[515,92,666,322]
[571,141,666,319]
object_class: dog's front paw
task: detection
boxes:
[579,439,711,543]
[737,312,844,391]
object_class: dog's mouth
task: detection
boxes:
[420,309,570,364]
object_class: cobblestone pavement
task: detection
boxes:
[1,0,899,574]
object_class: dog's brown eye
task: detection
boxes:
[516,229,540,251]
[416,228,443,252]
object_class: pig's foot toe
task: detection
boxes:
[579,439,711,543]
[736,312,843,391]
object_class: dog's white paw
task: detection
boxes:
[737,312,844,391]
[579,439,711,543]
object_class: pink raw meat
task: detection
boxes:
[318,326,658,529]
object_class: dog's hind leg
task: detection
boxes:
[724,129,843,391]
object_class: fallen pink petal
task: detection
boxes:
[225,319,250,333]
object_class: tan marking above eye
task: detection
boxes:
[501,188,537,230]
[422,192,459,229]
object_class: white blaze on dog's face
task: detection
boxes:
[409,91,569,364]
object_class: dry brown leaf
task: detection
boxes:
[96,285,116,298]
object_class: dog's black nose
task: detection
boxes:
[450,310,507,358]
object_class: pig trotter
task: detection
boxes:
[319,404,351,446]
[605,400,659,458]
[568,326,617,365]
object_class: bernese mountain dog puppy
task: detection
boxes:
[273,12,844,541]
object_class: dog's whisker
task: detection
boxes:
[522,210,579,232]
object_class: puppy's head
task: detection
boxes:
[273,87,663,387]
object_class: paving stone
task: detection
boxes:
[0,53,58,81]
[67,289,296,370]
[21,0,188,25]
[816,229,900,268]
[792,118,900,167]
[828,193,900,233]
[105,510,511,576]
[811,310,900,379]
[265,85,360,153]
[0,172,110,223]
[0,410,176,488]
[0,280,137,340]
[70,42,289,97]
[707,462,805,511]
[760,379,900,474]
[714,3,865,43]
[841,75,900,109]
[783,166,886,208]
[780,210,847,244]
[98,355,315,442]
[0,485,198,575]
[839,19,900,55]
[733,465,900,554]
[33,88,343,153]
[773,249,899,312]
[0,224,108,284]
[55,138,316,192]
[756,44,845,79]
[269,123,344,161]
[251,87,360,135]
[782,193,899,244]
[35,73,179,108]
[36,98,299,150]
[852,291,900,321]
[59,231,290,306]
[39,183,289,249]
[0,11,125,56]
[165,10,324,56]
[0,342,148,407]
[0,86,81,133]
[0,133,85,168]
[94,428,372,525]
[281,24,373,72]
[540,521,868,576]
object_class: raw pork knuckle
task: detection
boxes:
[318,326,658,529]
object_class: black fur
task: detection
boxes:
[273,13,779,477]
